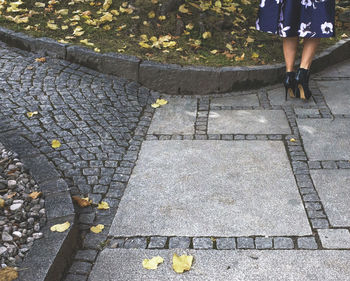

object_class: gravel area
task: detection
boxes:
[0,142,46,267]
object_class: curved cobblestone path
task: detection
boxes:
[1,40,350,281]
[0,41,157,280]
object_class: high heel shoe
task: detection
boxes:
[283,71,297,101]
[295,67,312,100]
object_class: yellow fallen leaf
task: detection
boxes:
[57,9,68,15]
[35,2,45,8]
[27,111,38,117]
[103,0,112,10]
[156,98,168,105]
[226,43,234,52]
[186,23,194,30]
[246,36,254,43]
[151,103,160,108]
[251,52,259,59]
[0,198,4,208]
[210,49,218,54]
[50,221,70,232]
[139,42,152,48]
[72,196,92,207]
[341,33,348,39]
[35,57,46,62]
[142,256,164,270]
[97,201,110,210]
[0,267,18,281]
[47,22,59,30]
[290,138,296,142]
[51,139,61,148]
[158,15,166,20]
[29,191,42,199]
[94,47,101,52]
[202,31,211,39]
[148,11,155,18]
[80,39,95,46]
[90,224,104,233]
[235,53,245,61]
[172,253,193,273]
[179,4,189,14]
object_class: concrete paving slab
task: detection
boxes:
[89,248,350,281]
[147,97,196,135]
[207,110,291,134]
[318,229,350,249]
[310,170,350,227]
[316,80,350,115]
[297,119,350,160]
[267,87,316,106]
[210,94,259,107]
[109,140,311,237]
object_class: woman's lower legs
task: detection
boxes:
[283,37,299,72]
[300,38,321,69]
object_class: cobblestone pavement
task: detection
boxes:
[1,40,350,280]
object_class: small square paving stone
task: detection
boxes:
[147,97,196,135]
[210,93,259,107]
[297,119,350,160]
[255,237,273,249]
[297,237,318,249]
[123,238,147,249]
[267,86,316,106]
[109,140,311,237]
[148,237,167,249]
[318,229,350,249]
[311,170,350,227]
[316,80,350,115]
[169,237,190,249]
[237,237,254,249]
[274,237,294,249]
[216,238,236,250]
[193,237,213,249]
[208,110,291,134]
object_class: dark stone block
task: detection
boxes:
[66,45,103,72]
[139,60,181,94]
[40,178,70,195]
[31,37,67,59]
[219,66,249,92]
[1,29,34,52]
[45,191,75,220]
[0,135,40,158]
[179,65,220,95]
[101,52,140,81]
[21,155,60,185]
[247,64,284,87]
[18,215,77,281]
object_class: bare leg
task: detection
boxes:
[300,38,321,69]
[283,37,299,72]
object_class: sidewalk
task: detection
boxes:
[0,40,349,280]
[89,60,350,280]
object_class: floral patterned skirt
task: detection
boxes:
[256,0,335,38]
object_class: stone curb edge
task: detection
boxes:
[0,123,78,281]
[0,25,349,95]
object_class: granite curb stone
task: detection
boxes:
[0,26,349,95]
[0,130,77,281]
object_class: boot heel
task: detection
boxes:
[283,71,296,101]
[295,68,312,100]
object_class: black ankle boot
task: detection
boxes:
[283,71,297,101]
[295,68,312,100]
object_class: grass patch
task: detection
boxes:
[0,0,348,67]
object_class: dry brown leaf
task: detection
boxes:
[72,196,92,207]
[0,267,18,281]
[29,191,42,199]
[7,192,16,199]
[35,57,46,62]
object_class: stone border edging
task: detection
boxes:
[0,126,78,281]
[0,26,349,95]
